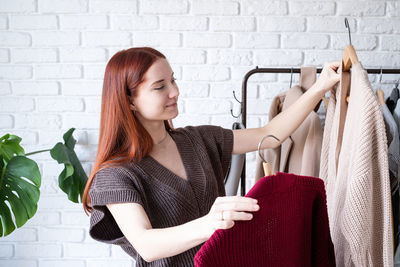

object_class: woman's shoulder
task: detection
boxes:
[94,163,135,177]
[173,124,228,138]
[172,125,233,155]
[91,163,143,192]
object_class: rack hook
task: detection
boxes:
[344,17,352,46]
[230,108,241,118]
[233,90,242,104]
[230,90,242,118]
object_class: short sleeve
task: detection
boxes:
[185,125,233,181]
[89,166,144,246]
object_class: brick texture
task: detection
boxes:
[0,1,399,266]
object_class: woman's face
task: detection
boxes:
[132,58,179,122]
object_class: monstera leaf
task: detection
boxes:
[0,134,41,237]
[0,134,25,160]
[0,128,88,237]
[50,128,88,203]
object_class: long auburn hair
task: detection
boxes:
[82,47,174,214]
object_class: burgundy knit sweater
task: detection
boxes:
[194,172,336,267]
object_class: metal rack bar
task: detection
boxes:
[239,67,400,196]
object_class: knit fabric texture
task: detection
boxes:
[319,62,393,266]
[89,125,233,267]
[194,172,336,267]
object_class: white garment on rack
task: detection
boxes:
[320,62,393,266]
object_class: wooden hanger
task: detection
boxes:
[376,89,385,106]
[322,96,329,109]
[341,18,359,104]
[375,69,386,106]
[342,18,359,72]
[342,45,359,72]
[263,162,272,177]
[257,134,280,177]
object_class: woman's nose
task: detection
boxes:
[169,84,179,98]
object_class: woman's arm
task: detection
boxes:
[232,61,340,155]
[106,202,206,262]
[106,196,259,262]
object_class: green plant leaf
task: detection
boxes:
[0,155,41,237]
[50,128,88,203]
[0,134,25,161]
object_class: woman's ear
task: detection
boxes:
[129,104,135,111]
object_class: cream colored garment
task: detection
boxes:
[320,62,393,266]
[255,67,323,180]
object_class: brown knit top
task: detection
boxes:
[89,125,233,266]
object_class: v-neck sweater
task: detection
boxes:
[89,125,233,266]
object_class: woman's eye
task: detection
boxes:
[155,78,176,90]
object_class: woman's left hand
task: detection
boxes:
[200,196,259,239]
[314,61,341,95]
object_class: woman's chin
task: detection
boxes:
[169,110,179,119]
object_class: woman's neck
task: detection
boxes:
[138,117,169,145]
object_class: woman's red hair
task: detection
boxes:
[82,47,173,214]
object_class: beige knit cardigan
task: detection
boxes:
[320,62,393,266]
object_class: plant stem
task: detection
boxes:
[25,149,51,156]
[0,163,5,189]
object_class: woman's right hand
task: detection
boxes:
[200,196,260,239]
[314,61,341,95]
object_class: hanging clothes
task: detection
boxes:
[386,87,400,114]
[224,122,245,196]
[388,98,400,258]
[382,104,400,191]
[394,92,400,267]
[194,172,336,267]
[382,103,400,253]
[393,98,400,254]
[320,62,393,266]
[255,67,323,180]
[392,95,400,132]
[395,249,400,267]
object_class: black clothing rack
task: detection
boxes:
[238,67,400,196]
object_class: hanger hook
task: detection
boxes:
[344,17,352,46]
[257,134,280,163]
[289,68,294,88]
[379,68,383,84]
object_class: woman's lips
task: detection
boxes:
[166,103,177,107]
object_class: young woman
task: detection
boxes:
[82,47,340,266]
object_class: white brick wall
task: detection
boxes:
[0,0,399,266]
